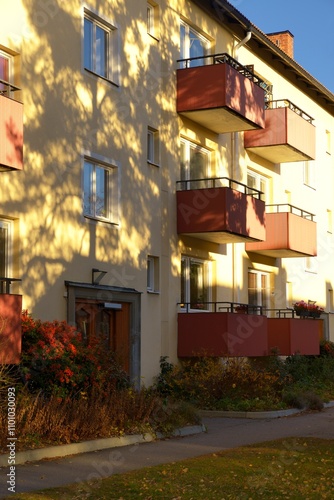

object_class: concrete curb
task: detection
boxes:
[0,425,206,467]
[200,401,334,420]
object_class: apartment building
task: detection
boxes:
[0,0,333,385]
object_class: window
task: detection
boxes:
[147,1,158,38]
[84,10,117,82]
[0,50,12,95]
[181,256,211,310]
[305,257,318,274]
[147,256,159,292]
[147,127,159,165]
[83,158,118,223]
[326,130,331,155]
[180,139,210,189]
[180,21,210,67]
[248,270,270,310]
[303,161,316,188]
[327,210,333,234]
[0,219,12,278]
[247,171,268,201]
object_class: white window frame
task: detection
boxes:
[305,257,318,274]
[0,219,13,278]
[83,155,118,224]
[180,256,212,311]
[180,20,210,67]
[147,255,159,293]
[180,139,210,190]
[0,50,13,96]
[247,171,268,202]
[83,9,118,84]
[326,130,331,155]
[248,269,270,310]
[303,161,316,189]
[147,1,159,39]
[147,127,160,166]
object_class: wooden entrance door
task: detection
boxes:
[75,300,130,374]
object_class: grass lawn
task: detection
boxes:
[5,437,334,499]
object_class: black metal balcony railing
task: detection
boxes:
[0,78,21,99]
[266,99,314,124]
[265,204,315,221]
[177,53,265,89]
[0,277,21,294]
[178,302,324,318]
[176,177,263,200]
[178,302,264,314]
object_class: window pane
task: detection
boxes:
[0,226,7,276]
[189,29,206,66]
[96,25,107,77]
[96,166,108,218]
[190,261,207,307]
[147,130,154,162]
[84,18,93,71]
[180,258,186,305]
[190,147,207,179]
[83,161,94,215]
[180,23,186,61]
[180,142,187,185]
[248,272,257,306]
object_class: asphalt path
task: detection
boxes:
[1,406,334,498]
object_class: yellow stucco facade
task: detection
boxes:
[0,0,333,384]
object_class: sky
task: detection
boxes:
[230,0,334,94]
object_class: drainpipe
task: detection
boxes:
[231,30,252,303]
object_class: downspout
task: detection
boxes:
[231,30,252,303]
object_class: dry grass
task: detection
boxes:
[0,386,198,452]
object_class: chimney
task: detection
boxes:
[267,30,294,58]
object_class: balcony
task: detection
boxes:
[178,303,268,357]
[244,100,316,163]
[246,204,317,257]
[0,278,22,364]
[267,309,321,355]
[177,54,265,133]
[0,81,23,171]
[176,178,266,244]
[177,304,321,358]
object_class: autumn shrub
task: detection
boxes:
[154,356,286,410]
[20,310,129,396]
[0,384,200,452]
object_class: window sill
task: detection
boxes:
[147,290,160,295]
[84,68,119,88]
[147,32,160,43]
[147,160,160,168]
[84,215,119,227]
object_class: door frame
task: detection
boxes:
[65,280,141,389]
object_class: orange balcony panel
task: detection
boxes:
[177,64,265,133]
[246,212,316,257]
[244,107,316,162]
[178,312,268,357]
[177,186,266,244]
[268,318,320,356]
[0,294,22,364]
[0,95,23,171]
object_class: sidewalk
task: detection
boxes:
[1,405,334,498]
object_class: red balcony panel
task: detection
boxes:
[244,106,316,163]
[268,318,320,355]
[246,212,317,257]
[0,95,23,171]
[0,294,22,364]
[178,312,268,357]
[177,63,265,133]
[177,187,266,244]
